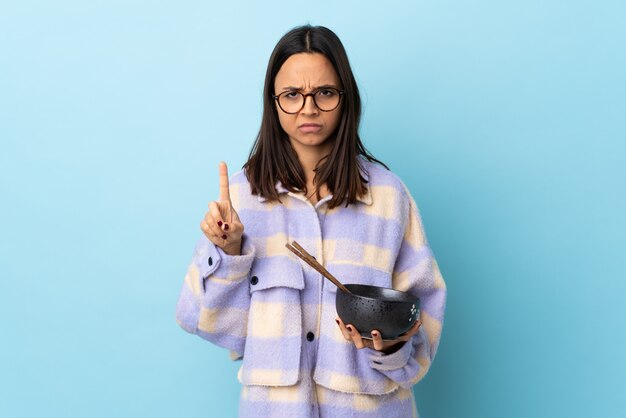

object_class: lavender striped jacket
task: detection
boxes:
[176,158,446,417]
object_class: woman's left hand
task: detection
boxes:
[335,317,422,354]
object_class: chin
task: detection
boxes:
[291,134,330,147]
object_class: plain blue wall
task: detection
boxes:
[2,1,625,417]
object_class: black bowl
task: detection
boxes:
[335,284,420,340]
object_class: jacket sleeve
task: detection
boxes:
[175,233,256,359]
[367,184,447,389]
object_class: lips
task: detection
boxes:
[298,123,322,133]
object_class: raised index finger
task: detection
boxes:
[219,161,231,202]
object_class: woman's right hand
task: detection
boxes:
[200,161,244,256]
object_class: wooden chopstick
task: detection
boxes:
[286,243,349,293]
[285,243,326,278]
[288,242,329,278]
[285,241,351,294]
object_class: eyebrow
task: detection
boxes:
[279,84,339,92]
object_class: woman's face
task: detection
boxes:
[273,53,342,153]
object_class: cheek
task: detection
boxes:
[327,110,342,131]
[276,111,295,132]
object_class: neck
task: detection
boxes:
[290,139,335,186]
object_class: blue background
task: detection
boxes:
[2,1,625,417]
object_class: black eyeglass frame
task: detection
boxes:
[272,88,345,114]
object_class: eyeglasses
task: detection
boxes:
[273,87,345,114]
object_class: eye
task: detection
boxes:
[284,91,300,99]
[318,89,335,97]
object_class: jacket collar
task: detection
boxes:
[257,172,373,206]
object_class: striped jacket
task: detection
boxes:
[176,158,446,417]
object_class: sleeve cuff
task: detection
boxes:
[193,234,256,285]
[368,338,414,371]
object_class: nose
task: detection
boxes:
[300,94,319,115]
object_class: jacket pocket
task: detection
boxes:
[238,257,305,387]
[314,264,400,395]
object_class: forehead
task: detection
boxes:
[274,52,340,89]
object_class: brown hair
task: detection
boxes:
[243,25,388,209]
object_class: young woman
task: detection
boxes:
[176,25,446,417]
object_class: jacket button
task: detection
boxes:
[250,276,259,285]
[306,332,315,342]
[208,257,213,266]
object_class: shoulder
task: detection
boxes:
[360,157,413,205]
[226,168,255,209]
[229,168,249,186]
[227,168,251,196]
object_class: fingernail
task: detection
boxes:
[223,223,229,230]
[221,234,227,240]
[217,220,223,227]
